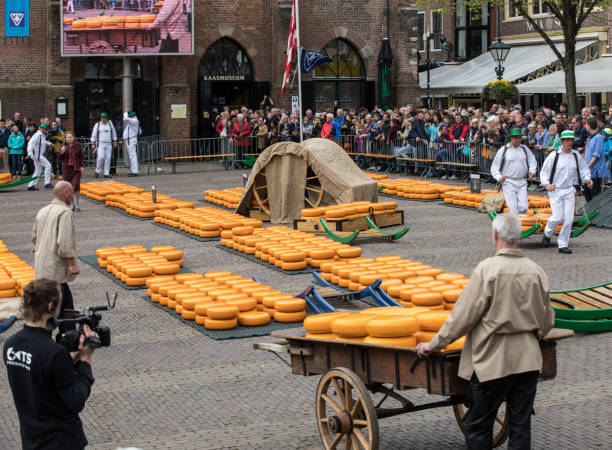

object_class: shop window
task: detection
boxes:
[505,0,521,18]
[431,10,443,50]
[199,38,253,80]
[531,0,549,15]
[455,2,489,60]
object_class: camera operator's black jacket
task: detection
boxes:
[3,325,94,450]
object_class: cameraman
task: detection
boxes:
[3,279,96,450]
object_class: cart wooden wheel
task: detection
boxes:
[252,169,270,215]
[86,40,115,54]
[305,167,325,208]
[453,401,509,448]
[316,368,379,450]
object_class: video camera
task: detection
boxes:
[53,293,117,352]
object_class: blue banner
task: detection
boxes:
[301,49,332,74]
[5,0,29,37]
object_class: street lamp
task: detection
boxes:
[489,38,511,80]
[425,33,448,109]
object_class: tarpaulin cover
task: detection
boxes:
[237,139,378,223]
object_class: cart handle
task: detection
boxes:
[253,340,314,356]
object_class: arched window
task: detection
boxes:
[312,39,367,110]
[198,38,253,80]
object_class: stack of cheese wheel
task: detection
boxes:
[80,181,145,202]
[102,16,124,29]
[300,201,398,221]
[139,14,156,27]
[0,240,35,297]
[154,206,263,239]
[203,188,245,209]
[96,245,183,286]
[72,19,87,29]
[0,173,12,185]
[272,296,307,323]
[515,213,561,233]
[365,173,388,181]
[105,191,194,219]
[303,306,464,350]
[86,17,102,29]
[376,177,470,199]
[145,270,305,329]
[219,225,363,270]
[319,254,467,311]
[442,190,553,215]
[124,15,140,28]
[63,17,74,26]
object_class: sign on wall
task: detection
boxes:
[61,0,194,56]
[5,0,29,37]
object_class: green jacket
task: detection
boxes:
[8,132,25,155]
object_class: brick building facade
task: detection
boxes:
[0,0,421,139]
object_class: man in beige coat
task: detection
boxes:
[417,213,554,450]
[146,0,185,53]
[32,181,79,331]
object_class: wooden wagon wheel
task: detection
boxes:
[305,167,325,208]
[453,401,509,448]
[316,368,379,450]
[252,169,270,215]
[86,40,115,54]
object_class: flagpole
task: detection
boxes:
[295,0,303,142]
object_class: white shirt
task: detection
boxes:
[540,149,592,189]
[491,143,538,181]
[91,121,117,144]
[26,131,52,160]
[122,113,140,141]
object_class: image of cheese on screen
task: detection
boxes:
[363,336,417,347]
[206,305,239,320]
[331,314,375,337]
[303,312,350,334]
[238,311,271,327]
[417,310,451,331]
[366,316,418,338]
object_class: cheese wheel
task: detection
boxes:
[150,245,175,253]
[151,293,160,303]
[226,298,258,312]
[96,246,122,257]
[279,251,306,263]
[366,316,418,338]
[216,293,249,303]
[167,300,177,310]
[281,261,307,271]
[336,247,362,258]
[414,330,437,343]
[125,266,153,278]
[273,310,307,323]
[252,290,282,302]
[97,258,108,268]
[194,302,222,316]
[359,273,382,286]
[443,336,465,351]
[274,298,306,313]
[419,281,447,289]
[416,268,444,278]
[206,288,237,301]
[158,296,169,306]
[375,255,403,262]
[410,276,435,285]
[452,279,469,288]
[167,288,198,301]
[417,311,451,331]
[146,275,175,287]
[182,297,214,311]
[0,288,17,298]
[125,277,148,286]
[220,230,234,239]
[305,333,337,340]
[331,314,375,337]
[387,284,417,298]
[442,289,463,302]
[363,336,417,347]
[412,292,444,307]
[436,273,466,282]
[204,318,238,330]
[335,336,365,343]
[207,305,239,320]
[303,312,350,334]
[195,314,207,325]
[0,278,16,290]
[152,263,180,275]
[232,226,254,236]
[238,311,271,326]
[261,295,293,308]
[262,307,276,317]
[309,249,335,260]
[204,270,233,279]
[158,249,183,261]
[174,273,204,283]
[380,279,403,292]
[182,310,196,321]
[301,207,325,217]
[399,288,429,301]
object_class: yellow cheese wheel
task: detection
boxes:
[125,266,153,278]
[442,289,463,302]
[309,249,335,260]
[206,305,239,320]
[331,314,375,338]
[226,298,258,312]
[182,310,196,321]
[150,245,176,253]
[363,336,417,347]
[262,306,276,317]
[97,258,108,268]
[335,336,365,343]
[452,279,469,288]
[365,316,418,338]
[96,246,122,257]
[279,251,306,263]
[412,292,444,307]
[0,288,17,298]
[380,279,403,292]
[204,270,233,279]
[182,297,214,311]
[305,333,337,340]
[417,311,451,331]
[410,276,435,285]
[375,255,403,263]
[419,280,447,289]
[158,249,183,261]
[238,311,271,326]
[167,299,177,310]
[216,293,248,303]
[206,288,237,300]
[152,263,180,275]
[336,247,362,258]
[146,275,175,287]
[174,273,204,283]
[151,293,160,303]
[359,273,382,286]
[398,287,429,301]
[274,298,306,313]
[194,302,222,316]
[273,310,307,323]
[232,226,254,236]
[125,277,148,286]
[167,288,198,301]
[303,312,351,334]
[281,261,307,271]
[0,278,16,290]
[443,336,465,351]
[195,314,207,325]
[204,318,238,330]
[252,290,282,302]
[261,295,293,308]
[157,283,182,296]
[387,284,417,298]
[436,273,466,282]
[301,207,325,217]
[414,330,437,343]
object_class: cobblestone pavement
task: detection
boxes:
[0,168,610,449]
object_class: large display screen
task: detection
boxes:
[61,0,193,56]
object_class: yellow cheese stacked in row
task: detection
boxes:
[0,241,35,297]
[442,190,552,214]
[145,270,306,330]
[377,178,470,199]
[203,188,245,210]
[300,201,398,220]
[365,173,389,180]
[105,191,194,218]
[319,255,468,311]
[304,307,464,351]
[80,181,145,201]
[0,173,12,185]
[96,245,183,286]
[154,206,263,238]
[219,225,363,270]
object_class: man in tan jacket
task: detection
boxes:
[32,181,79,331]
[417,213,554,450]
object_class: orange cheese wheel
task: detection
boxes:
[158,249,183,261]
[409,276,435,285]
[303,312,351,334]
[380,279,403,292]
[442,289,463,302]
[206,305,239,320]
[387,284,417,298]
[157,283,182,296]
[363,336,417,347]
[429,284,458,294]
[252,290,282,302]
[417,311,451,331]
[216,293,248,303]
[238,311,271,326]
[261,295,293,308]
[152,263,180,275]
[150,245,175,253]
[452,279,470,288]
[97,258,108,268]
[146,275,175,288]
[335,336,365,343]
[305,333,337,340]
[414,330,437,343]
[331,314,375,338]
[301,207,325,217]
[195,314,207,325]
[167,300,177,310]
[194,302,222,316]
[359,273,382,286]
[182,310,196,321]
[206,288,237,301]
[309,249,335,260]
[167,288,197,301]
[273,310,307,323]
[124,266,153,278]
[226,298,258,312]
[418,281,447,289]
[399,288,429,301]
[204,270,233,279]
[150,293,160,303]
[0,288,17,298]
[232,226,254,236]
[412,292,444,307]
[281,261,307,271]
[182,297,214,311]
[174,273,204,283]
[204,318,238,330]
[96,247,122,257]
[262,307,276,317]
[375,255,403,262]
[158,296,169,306]
[443,336,465,351]
[125,277,148,286]
[436,273,466,282]
[336,247,362,258]
[274,298,306,313]
[279,251,306,263]
[366,316,418,338]
[0,278,16,290]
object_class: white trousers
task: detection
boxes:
[95,143,113,176]
[544,187,575,249]
[126,139,138,174]
[502,179,529,215]
[28,156,51,187]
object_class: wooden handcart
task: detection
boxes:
[64,27,160,54]
[255,329,571,450]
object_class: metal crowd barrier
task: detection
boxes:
[78,135,162,173]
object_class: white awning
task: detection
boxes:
[419,40,595,94]
[517,56,612,94]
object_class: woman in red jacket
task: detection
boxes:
[320,114,334,140]
[58,131,84,211]
[231,114,252,167]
